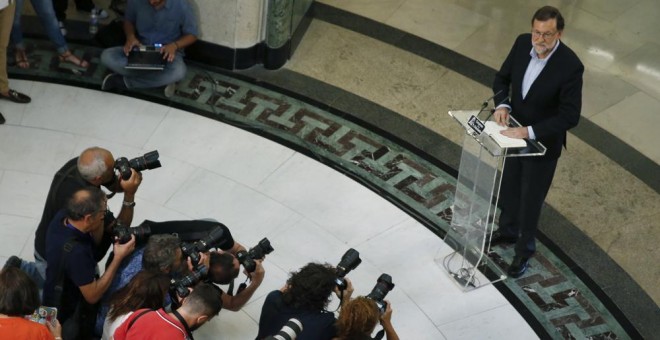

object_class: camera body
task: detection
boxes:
[180,225,227,270]
[236,238,274,273]
[170,265,208,299]
[114,150,162,180]
[334,248,361,290]
[112,222,151,244]
[366,273,395,313]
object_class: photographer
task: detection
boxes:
[257,262,354,340]
[113,282,222,339]
[9,146,142,288]
[94,220,266,336]
[42,187,136,339]
[335,297,400,340]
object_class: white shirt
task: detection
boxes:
[102,311,133,340]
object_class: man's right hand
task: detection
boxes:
[123,36,141,56]
[493,107,510,127]
[119,169,142,196]
[113,234,136,260]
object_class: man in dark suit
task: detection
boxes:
[491,6,584,278]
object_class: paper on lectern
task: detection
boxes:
[483,121,527,148]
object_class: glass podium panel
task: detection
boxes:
[436,110,546,291]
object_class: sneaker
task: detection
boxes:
[101,73,127,91]
[58,21,67,36]
[2,255,22,270]
[164,83,176,98]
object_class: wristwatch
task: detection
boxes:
[122,201,136,208]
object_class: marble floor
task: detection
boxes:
[3,0,660,339]
[0,80,538,339]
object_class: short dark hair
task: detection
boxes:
[0,267,41,316]
[283,262,336,311]
[142,234,181,272]
[209,252,239,284]
[532,6,564,31]
[66,187,106,220]
[182,283,223,317]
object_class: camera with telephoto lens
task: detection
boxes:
[112,222,151,245]
[366,273,395,314]
[114,150,162,180]
[170,265,208,299]
[334,248,361,290]
[180,226,227,270]
[264,318,303,340]
[236,238,274,273]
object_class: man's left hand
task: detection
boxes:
[161,43,178,63]
[500,127,529,139]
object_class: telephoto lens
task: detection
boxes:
[366,273,395,313]
[334,248,361,290]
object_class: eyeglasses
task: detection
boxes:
[531,30,557,40]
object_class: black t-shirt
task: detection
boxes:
[257,290,336,340]
[42,210,97,323]
[35,157,117,257]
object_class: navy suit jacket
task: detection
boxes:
[493,33,584,159]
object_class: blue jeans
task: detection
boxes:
[11,0,68,54]
[100,46,187,89]
[20,251,47,299]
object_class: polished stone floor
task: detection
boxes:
[2,0,659,339]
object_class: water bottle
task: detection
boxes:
[89,9,98,35]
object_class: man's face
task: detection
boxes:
[89,199,108,231]
[149,0,165,9]
[531,19,562,58]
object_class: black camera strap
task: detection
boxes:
[172,310,194,340]
[373,329,385,340]
[49,236,79,308]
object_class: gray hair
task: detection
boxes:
[142,234,181,272]
[78,147,109,182]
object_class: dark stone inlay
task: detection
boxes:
[9,35,655,339]
[312,2,660,196]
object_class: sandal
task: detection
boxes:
[14,49,30,69]
[59,51,90,69]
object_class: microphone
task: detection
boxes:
[478,90,503,116]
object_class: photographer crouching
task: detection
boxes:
[94,219,269,337]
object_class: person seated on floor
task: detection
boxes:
[112,282,222,339]
[335,297,400,340]
[10,0,90,70]
[257,262,354,340]
[1,0,31,118]
[42,187,136,340]
[100,0,198,97]
[101,270,170,339]
[0,267,62,340]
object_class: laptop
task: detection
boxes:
[125,45,166,70]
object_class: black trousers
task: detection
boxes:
[497,156,558,257]
[53,0,95,21]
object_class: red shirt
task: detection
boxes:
[113,309,188,340]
